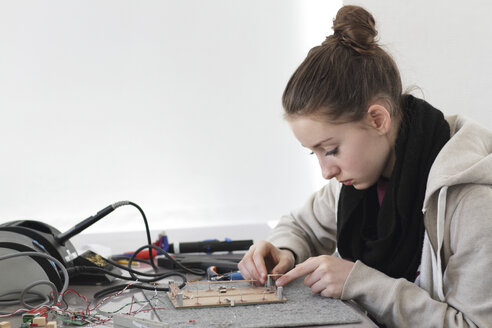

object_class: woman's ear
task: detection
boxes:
[366,103,392,135]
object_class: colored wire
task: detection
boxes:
[60,289,90,314]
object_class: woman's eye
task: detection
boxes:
[325,147,338,156]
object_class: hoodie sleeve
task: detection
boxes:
[341,184,492,327]
[267,179,339,263]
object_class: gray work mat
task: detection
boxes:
[146,278,362,327]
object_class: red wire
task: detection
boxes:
[128,295,135,315]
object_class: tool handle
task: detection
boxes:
[169,239,253,254]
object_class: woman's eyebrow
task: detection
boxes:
[304,137,333,149]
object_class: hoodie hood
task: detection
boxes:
[424,115,492,206]
[422,115,492,252]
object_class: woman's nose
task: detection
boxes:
[320,159,340,180]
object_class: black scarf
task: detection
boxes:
[337,95,450,281]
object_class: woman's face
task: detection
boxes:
[288,112,395,190]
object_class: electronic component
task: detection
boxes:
[0,321,11,328]
[69,250,121,284]
[22,307,49,323]
[32,317,46,326]
[167,277,287,309]
[46,322,57,328]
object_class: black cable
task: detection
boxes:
[68,266,180,283]
[128,244,206,277]
[71,242,206,283]
[125,202,158,271]
[104,244,207,278]
[58,201,158,271]
[60,202,204,298]
[104,258,162,277]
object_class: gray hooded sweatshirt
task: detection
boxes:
[268,115,492,327]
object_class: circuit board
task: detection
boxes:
[167,280,286,308]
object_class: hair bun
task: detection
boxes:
[332,5,378,54]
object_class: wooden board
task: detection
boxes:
[167,281,287,309]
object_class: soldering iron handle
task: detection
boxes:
[56,205,115,245]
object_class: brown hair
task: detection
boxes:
[282,5,402,123]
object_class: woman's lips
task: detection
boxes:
[340,180,353,186]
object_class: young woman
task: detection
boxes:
[238,5,492,327]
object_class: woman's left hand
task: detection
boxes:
[275,255,355,298]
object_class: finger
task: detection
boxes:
[276,258,319,286]
[303,265,327,287]
[271,249,295,277]
[252,251,268,284]
[303,271,314,287]
[238,249,261,281]
[241,246,266,283]
[238,258,254,281]
[308,279,326,294]
[271,259,291,276]
[320,286,339,298]
[271,264,288,278]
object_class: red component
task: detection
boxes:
[207,266,218,277]
[134,249,158,259]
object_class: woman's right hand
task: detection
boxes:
[238,240,296,284]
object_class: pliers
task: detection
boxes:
[207,266,244,281]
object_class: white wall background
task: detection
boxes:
[346,0,492,130]
[2,1,489,237]
[0,1,341,234]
